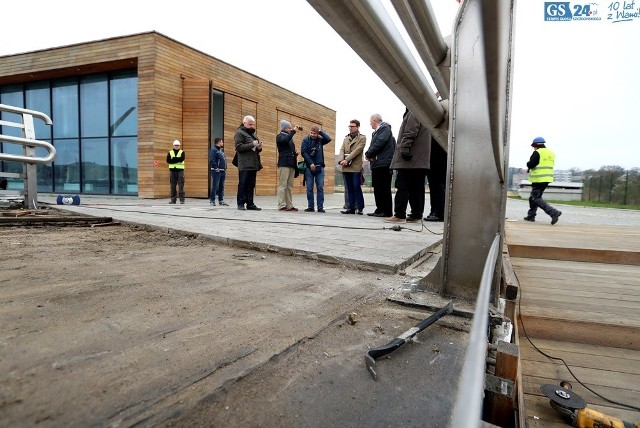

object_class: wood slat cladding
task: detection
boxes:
[0,31,336,199]
[182,79,210,198]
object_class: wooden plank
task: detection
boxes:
[521,359,640,391]
[518,315,639,350]
[519,338,640,362]
[525,386,640,423]
[505,223,640,253]
[509,244,640,265]
[490,341,520,427]
[522,376,640,411]
[524,394,571,427]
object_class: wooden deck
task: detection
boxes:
[504,221,640,426]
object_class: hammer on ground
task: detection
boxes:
[364,300,453,380]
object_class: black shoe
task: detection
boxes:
[366,212,379,217]
[317,208,326,213]
[169,201,176,204]
[523,216,535,222]
[356,210,363,215]
[551,211,562,225]
[246,205,262,211]
[238,205,246,210]
[424,214,443,222]
[341,209,355,214]
[304,208,314,212]
[219,201,229,206]
[371,212,386,217]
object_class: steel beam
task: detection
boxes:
[390,0,451,100]
[306,0,448,151]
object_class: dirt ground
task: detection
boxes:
[0,222,469,427]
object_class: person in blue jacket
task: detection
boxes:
[300,125,332,212]
[208,137,228,206]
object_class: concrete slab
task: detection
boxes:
[39,193,444,273]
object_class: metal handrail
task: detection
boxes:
[0,103,56,164]
[449,233,501,427]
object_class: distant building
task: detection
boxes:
[518,180,583,201]
[0,32,336,198]
[554,170,572,182]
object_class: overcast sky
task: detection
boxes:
[2,0,638,171]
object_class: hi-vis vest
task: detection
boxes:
[168,149,185,169]
[528,147,554,183]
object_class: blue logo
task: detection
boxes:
[545,2,602,20]
[545,2,573,20]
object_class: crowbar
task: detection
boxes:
[364,300,453,380]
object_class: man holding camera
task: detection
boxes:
[276,120,301,211]
[301,125,332,212]
[234,115,263,211]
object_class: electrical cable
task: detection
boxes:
[517,279,640,412]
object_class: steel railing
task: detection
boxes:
[0,103,55,208]
[449,233,501,427]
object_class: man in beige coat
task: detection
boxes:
[385,108,431,223]
[339,119,367,214]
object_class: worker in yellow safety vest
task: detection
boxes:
[524,137,562,225]
[166,139,185,204]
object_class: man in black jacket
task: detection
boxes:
[365,113,395,217]
[234,115,263,211]
[276,120,301,211]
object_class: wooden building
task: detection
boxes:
[0,31,336,198]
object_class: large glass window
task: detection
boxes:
[111,137,137,194]
[81,138,109,194]
[1,71,137,195]
[26,81,54,192]
[52,79,79,139]
[26,81,52,140]
[80,75,108,138]
[53,138,80,192]
[110,71,137,137]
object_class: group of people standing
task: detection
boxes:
[166,111,448,222]
[338,111,447,224]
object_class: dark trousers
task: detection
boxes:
[394,169,428,219]
[371,167,393,216]
[169,169,185,202]
[527,182,560,218]
[210,170,226,202]
[344,171,364,211]
[426,167,446,218]
[237,170,257,207]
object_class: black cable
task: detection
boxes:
[517,278,640,412]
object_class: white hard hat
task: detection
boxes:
[173,140,181,146]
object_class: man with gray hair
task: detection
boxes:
[234,115,263,211]
[365,113,395,217]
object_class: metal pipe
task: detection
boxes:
[306,0,448,150]
[480,0,511,183]
[450,234,501,428]
[390,0,450,100]
[0,103,53,125]
[0,135,56,164]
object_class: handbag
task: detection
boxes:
[232,152,238,167]
[297,160,306,173]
